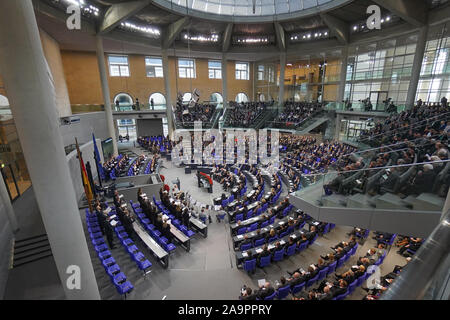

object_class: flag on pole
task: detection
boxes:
[76,138,94,213]
[92,133,105,181]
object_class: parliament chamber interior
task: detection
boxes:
[0,0,449,302]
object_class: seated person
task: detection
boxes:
[256,281,275,300]
[240,286,256,300]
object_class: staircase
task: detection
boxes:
[12,234,53,268]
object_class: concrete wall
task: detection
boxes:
[59,112,109,147]
[117,183,163,205]
[0,176,14,299]
[60,50,254,106]
[0,200,13,299]
[66,139,103,202]
[136,118,163,137]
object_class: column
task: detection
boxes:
[278,52,286,109]
[95,36,118,156]
[335,114,342,141]
[0,0,100,299]
[406,25,429,109]
[338,46,349,103]
[442,187,450,221]
[162,49,175,138]
[221,53,228,110]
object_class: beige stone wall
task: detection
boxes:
[61,50,254,106]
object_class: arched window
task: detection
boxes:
[149,92,166,110]
[235,92,248,103]
[259,93,265,102]
[0,94,9,108]
[294,93,301,102]
[113,93,133,110]
[210,92,223,104]
[182,92,192,103]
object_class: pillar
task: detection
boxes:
[162,49,175,138]
[442,187,450,221]
[95,35,118,156]
[0,0,100,299]
[338,46,349,103]
[406,25,429,109]
[335,114,342,141]
[222,53,228,109]
[278,52,286,108]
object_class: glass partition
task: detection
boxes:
[0,115,32,201]
[291,159,449,214]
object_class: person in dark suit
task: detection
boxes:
[162,222,172,242]
[253,229,264,244]
[239,235,252,250]
[257,244,271,265]
[378,167,400,192]
[256,282,275,300]
[95,206,106,235]
[113,191,122,209]
[182,208,190,227]
[287,272,306,288]
[104,215,115,249]
[122,210,135,240]
[334,247,346,260]
[317,285,333,300]
[155,214,163,232]
[331,279,348,298]
[115,206,126,226]
[305,226,317,242]
[240,286,256,300]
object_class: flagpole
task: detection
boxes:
[76,138,94,213]
[93,150,103,188]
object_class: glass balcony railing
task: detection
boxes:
[291,159,450,213]
[324,102,408,113]
[113,103,167,111]
[381,207,450,300]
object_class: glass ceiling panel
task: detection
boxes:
[160,0,337,17]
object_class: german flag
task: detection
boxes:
[75,138,94,213]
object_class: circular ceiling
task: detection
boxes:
[153,0,352,22]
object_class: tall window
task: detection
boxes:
[108,55,129,77]
[145,57,163,77]
[236,62,249,80]
[178,58,196,78]
[257,65,264,80]
[208,60,222,79]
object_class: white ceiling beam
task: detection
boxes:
[99,0,152,35]
[320,13,349,45]
[372,0,428,27]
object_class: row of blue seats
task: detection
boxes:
[107,154,124,181]
[129,200,176,253]
[243,222,335,272]
[144,158,155,175]
[236,205,294,237]
[234,202,272,226]
[85,209,134,298]
[103,203,154,276]
[240,218,302,251]
[244,233,318,272]
[264,240,388,300]
[329,250,387,300]
[127,158,138,176]
[249,240,362,300]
